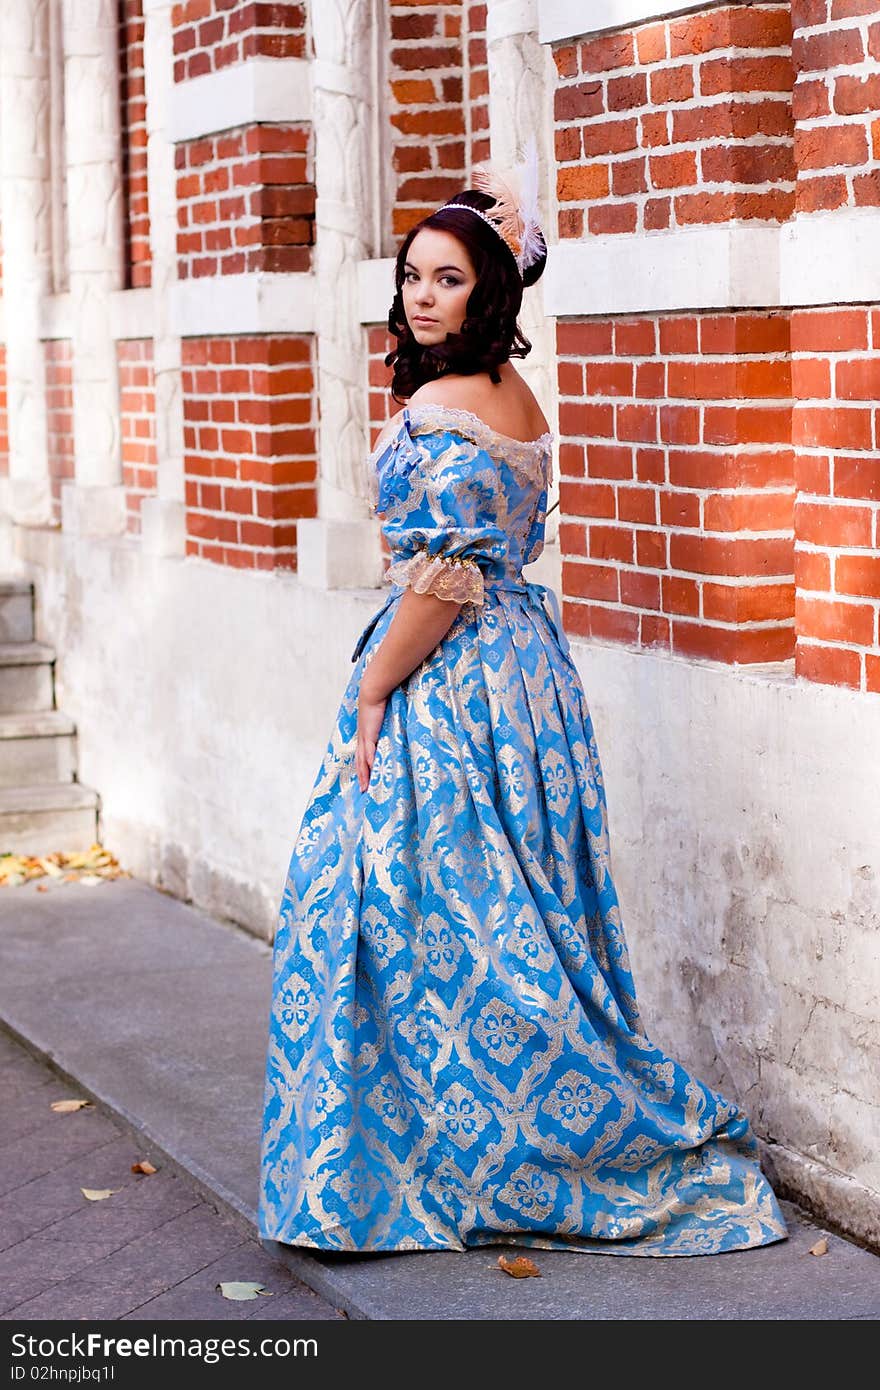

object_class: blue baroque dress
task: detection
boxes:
[258,402,788,1258]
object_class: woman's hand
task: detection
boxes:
[356,687,388,793]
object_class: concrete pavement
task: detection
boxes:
[0,876,878,1320]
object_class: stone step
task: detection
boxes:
[0,710,77,786]
[0,580,35,644]
[0,641,56,713]
[0,781,100,856]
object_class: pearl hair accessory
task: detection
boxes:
[442,140,546,280]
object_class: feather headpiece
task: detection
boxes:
[443,140,546,280]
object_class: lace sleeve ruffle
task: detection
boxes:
[384,545,485,605]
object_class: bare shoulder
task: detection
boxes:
[408,370,548,442]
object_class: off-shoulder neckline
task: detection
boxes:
[369,402,554,472]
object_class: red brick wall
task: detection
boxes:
[390,0,467,237]
[553,4,796,237]
[557,312,796,663]
[367,327,395,448]
[466,1,489,167]
[176,124,314,278]
[792,0,880,212]
[182,334,316,569]
[793,306,880,694]
[44,340,75,528]
[172,0,307,82]
[119,0,151,289]
[118,339,158,536]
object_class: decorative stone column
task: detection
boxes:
[0,0,54,527]
[60,0,126,536]
[295,0,384,590]
[486,0,559,553]
[139,0,185,557]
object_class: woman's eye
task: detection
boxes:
[441,277,461,287]
[404,272,418,283]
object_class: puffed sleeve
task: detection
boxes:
[375,417,508,606]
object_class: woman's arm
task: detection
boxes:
[355,589,464,792]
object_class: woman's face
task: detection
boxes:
[402,228,478,347]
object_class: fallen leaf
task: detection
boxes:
[217,1282,273,1301]
[497,1254,541,1278]
[51,1099,93,1114]
[809,1237,829,1257]
[131,1160,158,1175]
[78,874,105,886]
[36,884,49,892]
[81,1188,118,1202]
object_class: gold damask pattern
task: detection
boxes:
[258,406,788,1258]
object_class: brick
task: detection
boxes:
[588,204,638,234]
[797,595,875,645]
[579,32,635,74]
[700,55,794,97]
[836,357,880,400]
[620,569,662,610]
[792,356,832,398]
[649,150,698,189]
[611,161,645,200]
[642,195,670,227]
[586,443,634,479]
[607,73,649,110]
[793,27,865,74]
[557,321,614,356]
[673,621,795,665]
[637,528,668,569]
[796,499,873,548]
[791,308,869,353]
[662,574,701,616]
[615,320,656,357]
[835,456,880,501]
[559,402,615,438]
[558,165,611,201]
[658,405,700,445]
[701,143,796,186]
[660,490,701,528]
[704,490,795,532]
[582,119,640,157]
[617,486,657,524]
[703,581,795,623]
[636,22,666,64]
[836,554,880,598]
[650,64,695,105]
[796,642,862,688]
[586,362,633,397]
[795,546,832,591]
[703,405,792,446]
[834,72,880,115]
[796,173,849,213]
[618,404,658,443]
[796,454,832,500]
[792,77,831,121]
[793,405,872,450]
[795,123,868,170]
[700,314,789,355]
[639,613,671,648]
[670,533,794,577]
[555,83,605,122]
[659,317,699,355]
[589,524,634,564]
[564,560,620,602]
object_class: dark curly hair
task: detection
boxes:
[386,189,548,403]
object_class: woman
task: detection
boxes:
[258,170,788,1258]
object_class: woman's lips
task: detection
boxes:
[413,316,438,324]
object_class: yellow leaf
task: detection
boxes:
[131,1160,158,1175]
[81,1188,118,1202]
[217,1282,273,1301]
[50,1099,93,1114]
[809,1237,829,1257]
[497,1254,541,1278]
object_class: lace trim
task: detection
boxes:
[406,403,553,488]
[385,546,484,605]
